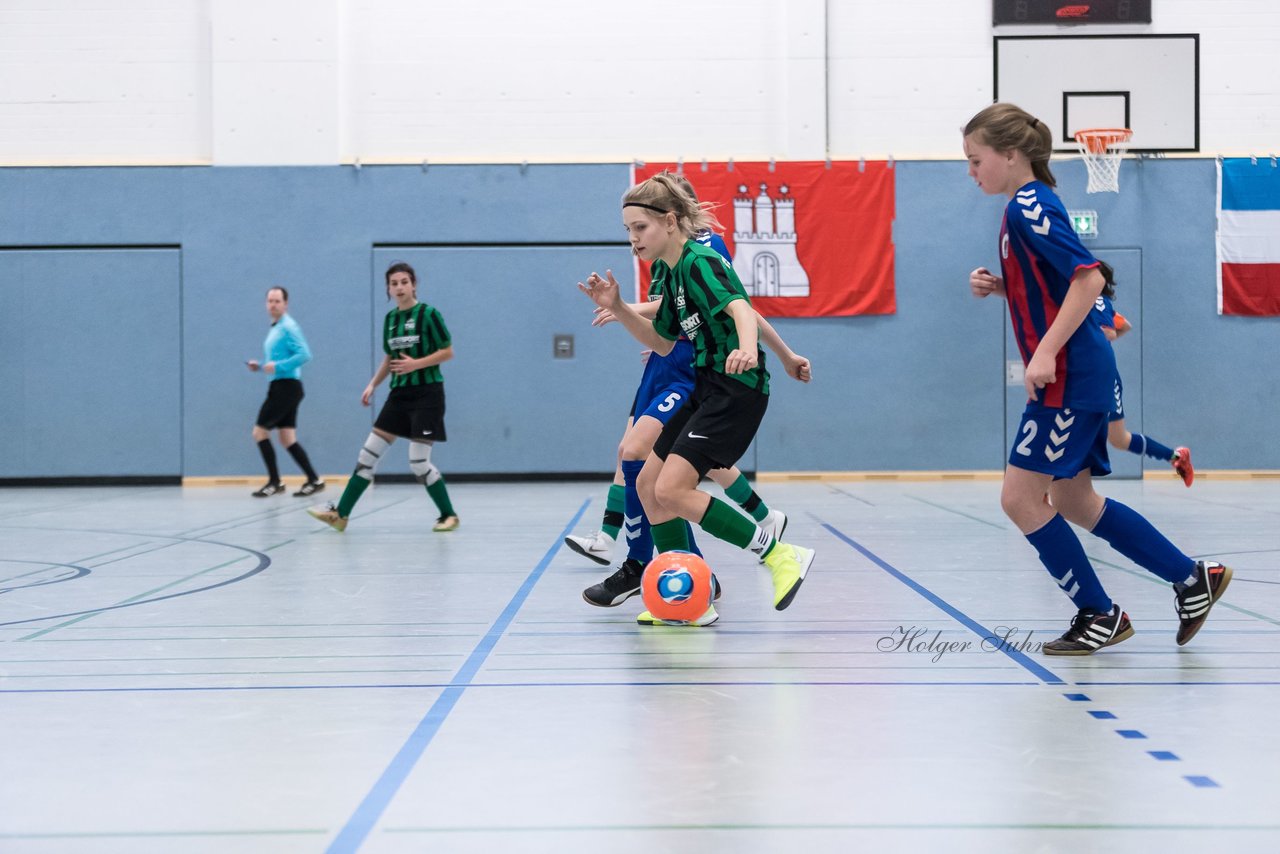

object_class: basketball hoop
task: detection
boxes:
[1074,128,1133,194]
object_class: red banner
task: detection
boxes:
[632,161,895,317]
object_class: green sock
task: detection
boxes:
[698,497,758,549]
[651,518,691,552]
[337,472,371,518]
[724,473,769,522]
[601,483,625,540]
[426,477,455,517]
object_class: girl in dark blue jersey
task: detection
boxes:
[963,102,1229,654]
[1090,262,1194,486]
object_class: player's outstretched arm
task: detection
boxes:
[592,298,660,327]
[579,270,673,354]
[754,311,811,382]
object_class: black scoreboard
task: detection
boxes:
[993,1,1153,25]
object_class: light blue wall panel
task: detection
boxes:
[0,248,181,477]
[756,161,1009,472]
[1,158,1274,478]
[1140,158,1280,470]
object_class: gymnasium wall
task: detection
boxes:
[3,156,1276,479]
[1,1,1277,478]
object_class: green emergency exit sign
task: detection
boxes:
[1069,209,1098,239]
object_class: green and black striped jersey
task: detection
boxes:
[383,302,451,388]
[651,241,769,394]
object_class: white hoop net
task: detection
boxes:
[1074,128,1133,194]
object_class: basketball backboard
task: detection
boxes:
[994,34,1199,153]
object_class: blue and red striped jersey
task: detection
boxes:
[999,181,1114,411]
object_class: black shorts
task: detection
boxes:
[256,379,304,430]
[375,383,447,442]
[653,368,768,477]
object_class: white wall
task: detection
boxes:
[1,0,1276,165]
[0,0,211,165]
[210,0,340,165]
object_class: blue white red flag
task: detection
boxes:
[1218,158,1280,316]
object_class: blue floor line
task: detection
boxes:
[324,497,590,854]
[821,522,1065,685]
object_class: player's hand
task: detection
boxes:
[640,349,652,365]
[361,384,375,406]
[246,360,260,372]
[1024,351,1056,400]
[388,353,416,375]
[591,306,619,327]
[578,270,621,310]
[785,354,812,383]
[724,348,757,375]
[1102,325,1118,342]
[970,267,1005,298]
[262,361,276,376]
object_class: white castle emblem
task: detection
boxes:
[733,182,811,298]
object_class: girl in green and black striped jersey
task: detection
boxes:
[308,262,459,532]
[577,174,816,626]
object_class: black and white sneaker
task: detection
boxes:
[1175,560,1233,646]
[1043,604,1134,656]
[293,480,325,497]
[582,559,645,607]
[251,482,285,498]
[564,530,614,566]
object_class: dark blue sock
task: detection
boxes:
[621,460,653,563]
[1025,514,1112,612]
[1127,433,1175,462]
[1089,498,1195,583]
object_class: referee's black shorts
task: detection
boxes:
[654,368,768,477]
[256,379,305,430]
[375,383,448,442]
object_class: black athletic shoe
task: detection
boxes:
[1042,604,1134,656]
[251,482,285,498]
[583,558,645,607]
[1175,560,1233,646]
[293,480,325,497]
[712,573,722,601]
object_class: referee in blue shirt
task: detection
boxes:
[247,287,324,497]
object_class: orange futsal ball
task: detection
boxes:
[641,551,714,624]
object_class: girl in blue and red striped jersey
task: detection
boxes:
[963,102,1229,655]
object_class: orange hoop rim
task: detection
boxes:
[1074,128,1133,154]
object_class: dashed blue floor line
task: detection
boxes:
[1185,776,1221,788]
[1063,693,1218,787]
[324,497,591,854]
[820,523,1227,791]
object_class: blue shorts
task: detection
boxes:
[1108,375,1125,423]
[1009,404,1111,479]
[630,339,695,425]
